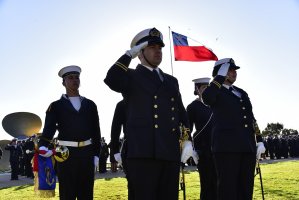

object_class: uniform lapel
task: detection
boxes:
[135,65,162,93]
[223,87,238,98]
[156,70,179,95]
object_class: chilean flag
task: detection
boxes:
[172,31,218,62]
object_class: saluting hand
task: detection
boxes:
[126,41,148,59]
[217,62,230,78]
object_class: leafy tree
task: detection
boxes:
[281,128,298,136]
[262,122,284,136]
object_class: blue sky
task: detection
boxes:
[1,0,299,140]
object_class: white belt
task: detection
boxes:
[58,139,92,147]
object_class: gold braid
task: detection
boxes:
[179,125,190,147]
[179,125,190,200]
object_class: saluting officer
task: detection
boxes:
[5,138,22,180]
[104,27,192,200]
[202,58,265,200]
[186,78,217,200]
[40,65,101,200]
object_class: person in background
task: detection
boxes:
[98,137,109,173]
[39,65,101,200]
[19,140,26,176]
[109,99,135,199]
[202,58,266,200]
[104,27,193,200]
[187,77,217,200]
[0,146,3,159]
[5,138,22,180]
[108,141,118,173]
[23,135,35,178]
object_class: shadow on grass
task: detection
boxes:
[13,185,32,190]
[0,184,32,190]
[264,188,299,199]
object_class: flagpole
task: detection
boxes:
[168,26,174,76]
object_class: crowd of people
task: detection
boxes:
[2,136,35,180]
[0,27,298,200]
[0,135,119,179]
[263,134,299,160]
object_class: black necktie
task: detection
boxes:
[153,69,162,83]
[229,87,233,92]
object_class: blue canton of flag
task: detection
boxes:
[172,32,188,46]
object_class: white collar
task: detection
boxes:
[222,84,232,90]
[142,65,160,74]
[62,94,84,100]
[223,84,241,97]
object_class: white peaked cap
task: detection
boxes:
[58,65,81,78]
[192,77,211,84]
[130,27,164,48]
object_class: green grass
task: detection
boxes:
[0,160,298,200]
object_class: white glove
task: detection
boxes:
[126,41,148,59]
[39,146,53,157]
[256,142,266,159]
[192,150,199,165]
[25,149,31,154]
[217,63,230,77]
[94,156,99,168]
[114,153,122,165]
[181,141,193,163]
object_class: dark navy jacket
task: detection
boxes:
[187,99,213,154]
[110,99,127,155]
[202,76,259,153]
[5,145,22,162]
[104,54,189,162]
[41,96,101,157]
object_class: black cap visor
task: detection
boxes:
[136,36,165,47]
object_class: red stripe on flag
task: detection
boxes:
[174,46,218,62]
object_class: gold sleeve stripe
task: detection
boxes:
[115,62,128,71]
[212,80,221,88]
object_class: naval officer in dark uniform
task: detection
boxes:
[5,138,22,180]
[40,65,101,200]
[109,99,136,200]
[104,27,192,200]
[202,58,265,200]
[187,78,217,200]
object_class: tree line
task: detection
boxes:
[262,122,298,136]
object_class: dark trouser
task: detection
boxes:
[25,158,34,178]
[98,157,107,173]
[213,152,256,200]
[197,153,217,200]
[10,161,19,180]
[127,158,180,200]
[121,157,134,200]
[57,156,94,200]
